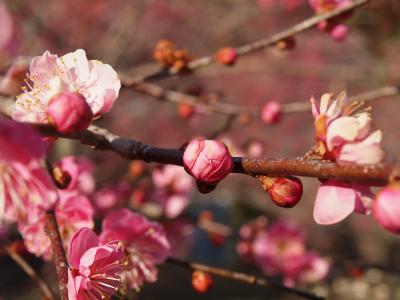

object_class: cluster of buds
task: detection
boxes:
[153,39,193,73]
[258,176,303,208]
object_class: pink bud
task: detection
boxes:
[183,139,233,184]
[216,47,238,66]
[46,92,93,133]
[330,24,349,42]
[261,101,282,124]
[268,177,303,208]
[373,184,400,234]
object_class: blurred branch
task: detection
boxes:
[166,257,324,300]
[130,0,369,83]
[3,245,55,300]
[44,211,69,300]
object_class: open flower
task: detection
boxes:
[100,209,170,290]
[0,118,57,224]
[19,190,94,260]
[12,49,121,125]
[310,93,385,225]
[152,165,193,218]
[68,228,127,300]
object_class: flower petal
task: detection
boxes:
[68,227,98,269]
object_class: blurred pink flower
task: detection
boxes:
[92,181,131,215]
[100,209,170,290]
[183,139,233,184]
[46,92,93,133]
[19,191,94,260]
[0,118,57,224]
[68,227,127,300]
[313,181,374,225]
[241,221,329,286]
[373,184,400,234]
[55,156,95,195]
[13,49,121,124]
[261,101,282,124]
[308,0,352,41]
[0,2,20,57]
[152,165,193,218]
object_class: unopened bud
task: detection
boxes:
[192,271,213,293]
[216,47,238,66]
[373,183,400,234]
[258,176,303,208]
[46,92,93,133]
[276,36,296,51]
[52,165,72,189]
[261,101,282,124]
[178,103,195,119]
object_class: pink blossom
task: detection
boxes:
[152,165,193,218]
[19,191,94,260]
[13,49,121,124]
[183,139,233,184]
[100,209,170,290]
[46,92,93,133]
[92,181,131,215]
[0,118,57,224]
[261,101,282,124]
[68,227,127,300]
[243,221,329,286]
[373,184,400,234]
[313,181,374,225]
[55,156,95,195]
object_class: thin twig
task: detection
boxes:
[44,211,69,300]
[4,245,55,300]
[129,0,369,83]
[166,257,324,300]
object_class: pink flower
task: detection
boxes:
[13,49,121,124]
[313,181,374,225]
[19,191,94,260]
[183,139,233,184]
[46,92,93,133]
[68,228,127,300]
[308,0,353,41]
[0,118,57,224]
[92,181,131,215]
[100,209,170,290]
[152,165,193,218]
[55,156,95,195]
[261,101,282,124]
[243,221,329,286]
[373,184,400,234]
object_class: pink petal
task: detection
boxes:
[313,181,356,225]
[68,227,99,269]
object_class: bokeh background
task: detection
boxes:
[1,0,400,299]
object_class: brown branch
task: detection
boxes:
[166,257,324,300]
[129,0,369,83]
[124,77,400,117]
[3,245,55,300]
[44,211,69,300]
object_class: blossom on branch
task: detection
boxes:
[68,227,127,300]
[12,49,121,130]
[100,209,170,291]
[311,92,385,225]
[0,118,57,224]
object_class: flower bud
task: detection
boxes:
[269,177,303,208]
[183,139,233,184]
[192,271,213,293]
[276,36,296,51]
[261,101,282,124]
[46,92,93,133]
[330,24,349,42]
[51,165,72,189]
[216,47,237,66]
[373,184,400,234]
[178,103,195,119]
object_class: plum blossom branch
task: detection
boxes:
[166,257,324,300]
[123,78,400,116]
[44,210,69,300]
[3,245,55,300]
[130,0,369,83]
